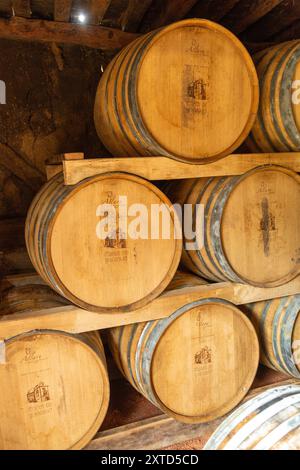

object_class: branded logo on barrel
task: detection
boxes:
[27,383,50,403]
[195,346,212,365]
[0,80,6,104]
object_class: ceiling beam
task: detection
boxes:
[140,0,198,33]
[188,0,240,22]
[12,0,31,18]
[54,0,72,22]
[272,18,300,42]
[0,16,139,50]
[100,0,129,28]
[89,0,111,24]
[120,0,152,32]
[244,0,300,42]
[222,0,284,35]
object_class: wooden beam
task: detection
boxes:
[245,41,277,53]
[86,378,296,450]
[86,414,223,450]
[89,0,111,24]
[54,0,72,22]
[188,0,240,22]
[12,0,31,18]
[139,0,199,33]
[62,153,300,185]
[120,0,152,32]
[100,0,129,28]
[244,0,300,42]
[222,0,284,35]
[0,16,139,50]
[0,274,299,338]
[271,18,300,42]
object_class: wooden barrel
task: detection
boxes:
[108,275,259,423]
[204,383,300,450]
[244,295,300,379]
[0,285,110,450]
[94,19,258,164]
[247,40,300,152]
[0,283,68,314]
[165,165,300,287]
[25,172,182,312]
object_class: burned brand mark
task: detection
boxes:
[195,346,212,365]
[27,382,50,403]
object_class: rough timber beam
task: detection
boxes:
[0,16,139,50]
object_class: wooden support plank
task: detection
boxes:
[139,0,199,33]
[87,414,221,450]
[222,0,283,35]
[12,0,31,18]
[46,152,83,179]
[54,0,72,22]
[0,275,299,339]
[244,0,300,42]
[188,0,240,22]
[0,16,139,50]
[62,153,300,185]
[86,378,296,450]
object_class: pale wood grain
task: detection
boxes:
[62,153,300,185]
[0,274,299,339]
[0,16,139,50]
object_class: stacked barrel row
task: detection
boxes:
[4,20,299,450]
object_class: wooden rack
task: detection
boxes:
[46,151,300,182]
[2,151,300,450]
[3,150,299,338]
[1,272,300,339]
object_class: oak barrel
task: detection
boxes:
[94,19,259,163]
[165,165,300,287]
[248,40,300,152]
[204,383,300,450]
[244,295,300,379]
[0,285,110,450]
[108,274,259,423]
[25,172,182,312]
